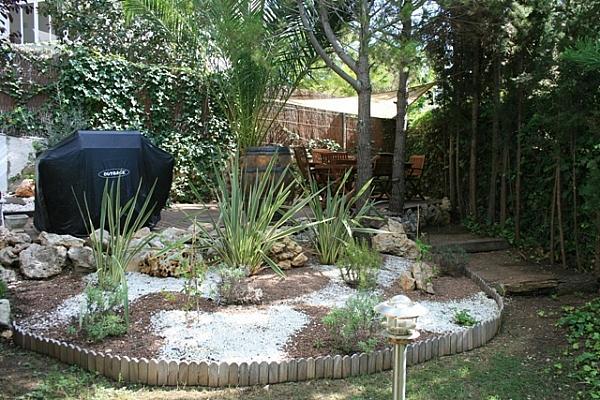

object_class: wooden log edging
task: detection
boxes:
[12,266,503,387]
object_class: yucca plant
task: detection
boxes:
[78,179,157,327]
[195,153,322,275]
[307,171,379,265]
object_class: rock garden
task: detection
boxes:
[1,176,501,378]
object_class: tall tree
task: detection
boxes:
[297,0,374,195]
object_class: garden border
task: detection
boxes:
[11,266,504,387]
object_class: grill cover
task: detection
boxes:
[34,130,174,235]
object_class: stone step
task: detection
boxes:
[432,237,510,253]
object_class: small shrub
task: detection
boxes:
[337,239,382,289]
[0,279,7,298]
[216,266,262,305]
[431,245,468,277]
[559,299,600,398]
[453,309,477,327]
[322,293,382,354]
[79,286,127,342]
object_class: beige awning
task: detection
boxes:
[286,82,435,119]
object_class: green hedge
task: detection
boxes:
[0,45,233,202]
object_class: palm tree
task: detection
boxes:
[122,0,315,150]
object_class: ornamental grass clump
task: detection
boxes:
[196,154,321,275]
[76,180,157,340]
[307,171,378,265]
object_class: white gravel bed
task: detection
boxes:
[151,305,309,363]
[2,196,34,213]
[377,255,411,287]
[416,292,500,333]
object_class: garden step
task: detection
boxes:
[429,235,510,253]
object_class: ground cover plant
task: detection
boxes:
[560,298,600,398]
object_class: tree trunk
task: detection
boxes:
[499,132,509,226]
[456,130,463,218]
[570,131,581,270]
[487,57,501,223]
[389,65,410,214]
[468,39,480,216]
[556,159,567,268]
[355,78,372,200]
[514,57,524,242]
[449,131,456,207]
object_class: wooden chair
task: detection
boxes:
[372,153,393,198]
[406,155,426,199]
[293,146,313,182]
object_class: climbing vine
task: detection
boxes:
[0,45,233,202]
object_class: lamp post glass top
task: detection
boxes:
[374,295,428,339]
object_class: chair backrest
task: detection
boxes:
[311,148,332,164]
[408,155,425,177]
[372,153,393,177]
[293,147,311,180]
[321,152,350,164]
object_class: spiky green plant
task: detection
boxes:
[78,180,157,326]
[196,153,322,275]
[307,171,379,265]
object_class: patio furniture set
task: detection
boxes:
[293,147,426,199]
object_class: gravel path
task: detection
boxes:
[151,305,309,362]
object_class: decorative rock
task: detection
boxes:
[133,227,152,239]
[0,247,19,268]
[15,179,35,197]
[39,232,85,248]
[68,246,95,270]
[160,227,189,245]
[138,249,185,278]
[0,266,18,283]
[0,299,10,328]
[412,262,436,294]
[0,227,31,247]
[87,229,110,248]
[399,271,416,291]
[372,218,420,259]
[268,237,307,270]
[19,244,67,279]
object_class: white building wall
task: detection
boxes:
[0,134,37,194]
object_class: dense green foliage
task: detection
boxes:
[560,299,600,399]
[322,292,382,354]
[411,0,600,271]
[0,45,232,201]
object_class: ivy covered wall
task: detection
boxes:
[0,44,232,202]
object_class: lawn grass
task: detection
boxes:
[3,342,574,400]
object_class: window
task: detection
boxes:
[3,0,56,44]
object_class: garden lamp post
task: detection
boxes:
[374,295,428,400]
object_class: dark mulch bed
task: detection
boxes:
[10,271,87,320]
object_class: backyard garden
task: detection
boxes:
[0,0,599,399]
